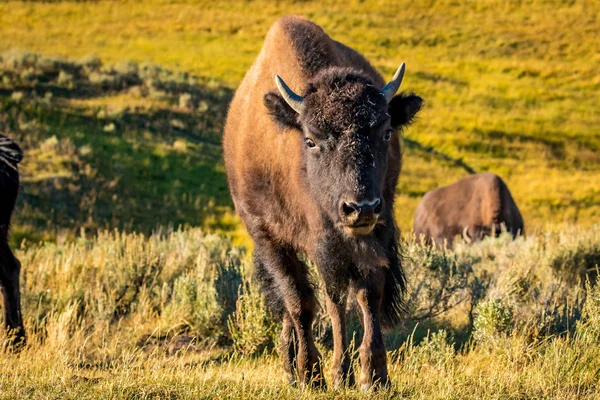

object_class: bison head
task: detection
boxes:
[264,65,422,237]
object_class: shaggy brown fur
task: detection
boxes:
[413,172,524,248]
[224,16,422,390]
[0,134,24,346]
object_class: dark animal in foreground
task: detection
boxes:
[223,16,423,390]
[0,134,25,346]
[413,172,524,248]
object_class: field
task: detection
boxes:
[1,227,600,398]
[0,0,599,398]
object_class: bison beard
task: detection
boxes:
[223,16,422,390]
[0,134,25,348]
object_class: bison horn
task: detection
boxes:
[462,226,472,244]
[274,75,304,114]
[381,63,406,103]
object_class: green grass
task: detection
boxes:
[1,0,599,243]
[0,53,237,246]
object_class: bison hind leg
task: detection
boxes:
[252,255,286,317]
[252,243,324,388]
[252,255,298,384]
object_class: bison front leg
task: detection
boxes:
[289,289,324,388]
[254,241,324,388]
[353,272,388,391]
[0,244,25,347]
[326,294,354,388]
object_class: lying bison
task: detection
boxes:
[414,172,524,248]
[224,16,423,389]
[0,134,25,346]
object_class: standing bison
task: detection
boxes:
[0,134,25,346]
[223,16,422,389]
[414,172,524,248]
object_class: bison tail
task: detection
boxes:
[380,251,407,330]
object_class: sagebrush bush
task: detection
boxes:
[576,276,600,344]
[160,273,222,339]
[12,229,245,349]
[1,223,599,397]
[473,299,514,343]
[404,329,455,370]
[402,235,475,321]
[548,226,600,285]
[227,273,278,355]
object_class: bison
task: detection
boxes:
[223,16,423,389]
[413,172,524,248]
[0,134,24,346]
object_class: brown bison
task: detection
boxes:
[223,16,422,389]
[413,172,524,248]
[0,134,25,346]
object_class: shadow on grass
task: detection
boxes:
[403,137,477,175]
[0,77,234,244]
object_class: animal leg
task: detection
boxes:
[326,294,354,388]
[254,240,324,388]
[253,254,298,382]
[353,270,388,391]
[0,242,25,346]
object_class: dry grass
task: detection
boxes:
[0,226,599,398]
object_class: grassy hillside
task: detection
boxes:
[1,1,600,398]
[0,52,237,246]
[1,0,599,246]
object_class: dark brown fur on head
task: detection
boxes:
[302,68,387,137]
[264,67,422,133]
[264,66,422,234]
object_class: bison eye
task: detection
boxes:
[383,128,392,142]
[305,138,317,149]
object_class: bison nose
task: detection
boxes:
[340,198,382,225]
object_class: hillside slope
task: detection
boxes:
[0,0,598,243]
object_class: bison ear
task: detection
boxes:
[264,91,302,131]
[388,93,423,129]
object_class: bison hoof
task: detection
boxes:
[333,371,355,389]
[360,376,389,392]
[3,328,26,352]
[360,382,372,392]
[361,381,388,392]
[285,373,296,386]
